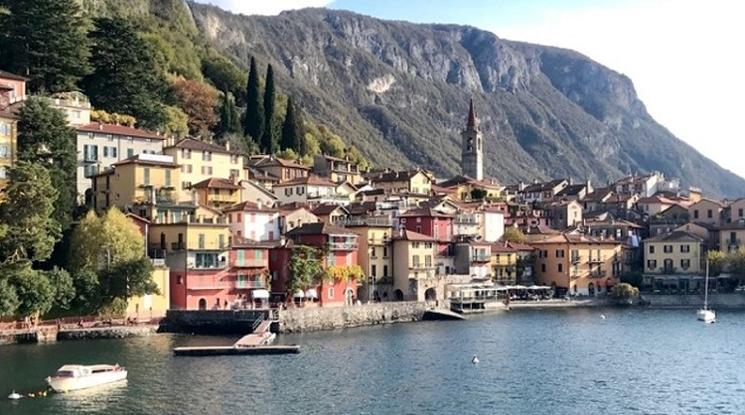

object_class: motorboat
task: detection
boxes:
[7,391,22,400]
[45,364,127,393]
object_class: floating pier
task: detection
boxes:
[173,344,300,356]
[422,309,466,320]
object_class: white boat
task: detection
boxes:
[697,261,716,323]
[45,364,127,393]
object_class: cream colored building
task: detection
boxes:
[163,138,245,201]
[727,198,745,224]
[127,265,170,319]
[346,218,395,301]
[391,229,444,301]
[368,169,434,195]
[644,230,704,274]
[688,198,724,226]
[718,224,745,253]
[532,234,624,296]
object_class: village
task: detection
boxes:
[1,67,743,324]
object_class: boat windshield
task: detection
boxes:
[55,370,77,378]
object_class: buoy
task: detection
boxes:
[471,355,480,364]
[7,391,22,400]
[600,314,606,320]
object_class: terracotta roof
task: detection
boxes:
[110,155,178,168]
[286,222,356,237]
[346,201,378,215]
[165,137,240,155]
[273,175,336,187]
[223,201,277,213]
[530,233,623,245]
[491,242,518,253]
[392,229,435,242]
[231,237,277,249]
[645,230,704,243]
[77,122,163,140]
[368,169,431,183]
[191,177,241,190]
[311,203,348,216]
[0,70,27,81]
[690,198,726,208]
[278,201,312,211]
[399,207,454,218]
[246,166,280,182]
[437,175,501,190]
[254,156,310,170]
[584,187,614,202]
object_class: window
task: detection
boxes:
[541,264,546,272]
[83,144,98,161]
[176,276,183,285]
[740,208,744,218]
[127,148,134,158]
[383,247,388,257]
[707,209,713,219]
[556,250,565,258]
[103,146,110,157]
[371,247,377,258]
[236,250,245,266]
[383,265,389,277]
[165,169,171,187]
[647,260,657,269]
[198,233,205,249]
[237,213,242,222]
[328,287,335,299]
[201,166,213,175]
[182,148,191,159]
[219,234,225,248]
[230,169,240,178]
[412,255,420,267]
[371,264,377,277]
[143,167,150,185]
[195,252,219,268]
[0,143,9,159]
[649,245,655,254]
[0,166,6,179]
[663,245,673,253]
[693,210,699,219]
[202,151,211,161]
[230,154,239,164]
[182,181,191,190]
[0,122,11,136]
[416,225,422,233]
[425,255,432,267]
[681,259,691,270]
[680,245,690,253]
[558,263,563,272]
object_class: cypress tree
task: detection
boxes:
[281,97,304,152]
[0,0,91,93]
[243,57,264,143]
[216,91,241,137]
[261,64,278,154]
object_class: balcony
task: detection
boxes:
[588,256,605,264]
[471,254,490,263]
[188,260,228,270]
[234,258,267,268]
[454,215,478,224]
[235,279,266,289]
[571,256,581,264]
[329,241,359,251]
[410,263,435,270]
[368,237,391,245]
[409,270,436,280]
[171,242,185,251]
[589,270,606,278]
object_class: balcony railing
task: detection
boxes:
[471,254,490,263]
[234,258,267,267]
[410,263,435,270]
[188,260,228,270]
[590,270,606,278]
[588,257,605,264]
[235,279,266,289]
[171,242,185,251]
[571,256,581,264]
[329,241,359,251]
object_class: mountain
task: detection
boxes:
[97,0,745,197]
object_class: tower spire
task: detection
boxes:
[467,98,477,128]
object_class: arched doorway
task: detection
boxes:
[394,289,404,301]
[344,288,354,305]
[424,288,437,301]
[588,282,595,297]
[198,298,207,310]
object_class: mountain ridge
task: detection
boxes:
[157,2,745,196]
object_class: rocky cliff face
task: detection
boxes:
[187,3,745,196]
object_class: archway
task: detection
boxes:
[394,289,404,301]
[424,287,437,301]
[588,282,595,297]
[344,288,355,305]
[198,298,207,310]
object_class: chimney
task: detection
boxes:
[226,140,231,152]
[98,122,103,131]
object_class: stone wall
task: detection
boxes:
[57,326,158,341]
[644,293,745,309]
[160,309,271,334]
[278,302,431,333]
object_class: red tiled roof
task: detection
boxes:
[254,156,310,170]
[223,201,278,213]
[77,122,163,140]
[399,207,454,218]
[192,177,241,190]
[311,203,348,216]
[110,156,179,168]
[165,137,240,154]
[0,70,27,81]
[392,229,435,242]
[273,175,336,187]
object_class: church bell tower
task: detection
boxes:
[461,99,483,180]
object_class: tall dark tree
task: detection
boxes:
[82,18,167,129]
[0,0,90,93]
[16,97,77,231]
[281,97,304,152]
[261,64,278,154]
[243,57,264,144]
[216,91,242,138]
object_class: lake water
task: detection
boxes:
[1,308,744,414]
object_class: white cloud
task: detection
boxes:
[493,0,745,178]
[200,0,332,16]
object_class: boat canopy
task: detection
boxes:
[252,289,270,299]
[305,289,318,299]
[293,290,305,298]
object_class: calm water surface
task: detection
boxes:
[1,308,744,414]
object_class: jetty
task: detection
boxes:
[422,309,466,320]
[173,318,300,356]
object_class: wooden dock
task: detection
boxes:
[173,344,300,356]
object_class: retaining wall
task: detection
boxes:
[644,293,745,309]
[277,302,431,333]
[160,309,271,334]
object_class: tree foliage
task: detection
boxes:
[281,97,304,152]
[170,76,219,137]
[243,56,264,145]
[163,105,189,139]
[261,64,278,153]
[0,0,90,93]
[611,283,640,300]
[83,17,167,129]
[288,246,324,293]
[707,250,727,277]
[8,264,54,318]
[69,209,145,273]
[215,91,242,138]
[0,278,19,317]
[503,227,527,244]
[99,257,157,301]
[202,54,246,103]
[16,97,77,230]
[0,161,60,264]
[45,267,75,311]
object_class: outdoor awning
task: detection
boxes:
[293,290,305,298]
[252,289,270,299]
[305,289,318,299]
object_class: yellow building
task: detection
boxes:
[313,154,365,185]
[346,217,395,301]
[491,243,519,285]
[368,169,433,195]
[191,177,241,209]
[532,234,623,296]
[127,265,170,319]
[0,109,16,192]
[163,138,246,200]
[436,175,502,201]
[644,230,704,274]
[391,229,444,301]
[91,153,181,213]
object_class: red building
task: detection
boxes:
[399,207,454,258]
[277,222,361,307]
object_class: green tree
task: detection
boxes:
[0,0,90,92]
[71,269,101,313]
[163,105,189,139]
[611,282,640,304]
[503,227,527,244]
[0,278,19,317]
[83,17,167,129]
[216,91,242,138]
[281,97,304,152]
[243,56,264,145]
[202,55,246,103]
[8,265,54,320]
[99,257,157,301]
[16,97,77,230]
[707,250,727,277]
[727,247,745,283]
[261,64,278,153]
[45,267,75,311]
[0,162,60,264]
[69,208,145,273]
[288,246,324,293]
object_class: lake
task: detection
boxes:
[1,308,744,414]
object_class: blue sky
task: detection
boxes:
[196,0,745,180]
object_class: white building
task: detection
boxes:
[272,175,338,205]
[482,209,505,242]
[223,201,280,242]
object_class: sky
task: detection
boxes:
[197,0,745,178]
